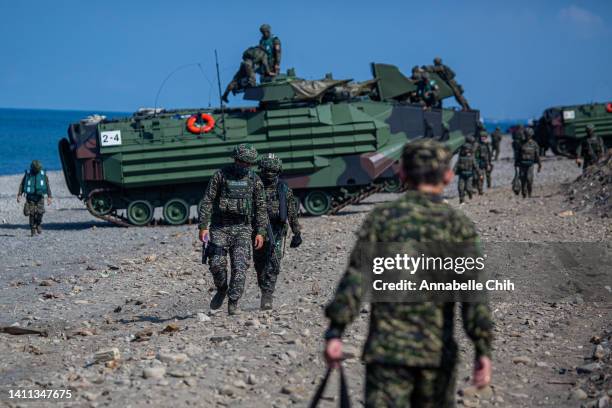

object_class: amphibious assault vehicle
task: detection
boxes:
[59,63,481,226]
[534,102,612,156]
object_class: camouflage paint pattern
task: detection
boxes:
[208,224,252,302]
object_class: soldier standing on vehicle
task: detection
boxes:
[222,46,274,103]
[198,144,268,315]
[324,139,493,407]
[491,127,502,161]
[576,124,606,171]
[430,56,470,110]
[17,160,52,236]
[517,128,541,198]
[258,24,281,77]
[454,140,479,204]
[253,154,302,310]
[475,131,493,193]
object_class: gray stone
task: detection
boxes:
[143,366,166,379]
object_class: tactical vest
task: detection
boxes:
[520,141,537,165]
[217,169,255,221]
[264,181,289,224]
[259,36,278,64]
[476,144,490,167]
[24,169,48,196]
[585,136,603,161]
[456,155,475,176]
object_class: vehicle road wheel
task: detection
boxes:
[383,178,402,193]
[127,200,154,226]
[163,198,190,225]
[303,191,331,216]
[89,193,113,216]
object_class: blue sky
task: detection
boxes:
[0,0,610,120]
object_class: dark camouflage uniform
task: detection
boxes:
[577,127,606,170]
[454,144,478,203]
[254,176,300,296]
[222,46,271,102]
[198,164,268,302]
[18,162,52,235]
[491,128,502,161]
[325,140,493,408]
[517,134,541,198]
[474,137,493,193]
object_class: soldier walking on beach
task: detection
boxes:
[491,127,502,161]
[474,131,493,193]
[253,154,302,310]
[258,24,281,77]
[517,128,541,198]
[454,140,479,204]
[17,160,52,236]
[323,139,493,407]
[198,144,268,315]
[576,124,606,171]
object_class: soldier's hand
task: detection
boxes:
[274,64,280,74]
[254,234,264,250]
[47,197,52,206]
[324,338,343,369]
[575,159,581,167]
[199,229,209,243]
[16,195,21,203]
[289,232,302,248]
[473,356,492,388]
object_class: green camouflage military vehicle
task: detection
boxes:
[534,102,612,156]
[58,63,480,226]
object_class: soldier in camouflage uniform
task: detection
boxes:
[454,139,479,204]
[17,160,52,236]
[512,125,526,167]
[474,131,493,193]
[222,46,274,103]
[258,24,281,77]
[198,144,268,315]
[430,57,470,110]
[253,154,302,310]
[491,127,502,161]
[517,128,541,198]
[576,124,606,171]
[324,140,493,407]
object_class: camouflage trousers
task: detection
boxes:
[253,224,286,295]
[365,363,457,408]
[476,166,491,193]
[457,174,474,203]
[23,197,45,232]
[492,144,500,161]
[230,60,257,91]
[518,164,534,198]
[208,224,252,302]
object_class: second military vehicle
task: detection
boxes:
[59,63,481,225]
[534,102,612,156]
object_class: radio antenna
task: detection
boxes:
[215,50,227,140]
[153,63,213,116]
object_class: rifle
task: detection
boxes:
[309,366,351,408]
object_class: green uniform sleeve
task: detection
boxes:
[324,213,375,338]
[253,176,269,236]
[286,188,301,235]
[45,175,52,198]
[534,142,541,165]
[18,175,25,196]
[198,171,222,230]
[273,36,281,67]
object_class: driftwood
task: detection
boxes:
[0,326,48,337]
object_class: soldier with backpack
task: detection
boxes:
[17,160,52,236]
[474,131,493,194]
[576,124,606,171]
[454,140,479,204]
[253,154,302,310]
[517,128,541,198]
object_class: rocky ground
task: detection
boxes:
[0,138,610,408]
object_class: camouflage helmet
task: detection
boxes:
[232,143,258,164]
[525,128,534,138]
[258,153,282,173]
[586,124,595,131]
[401,139,451,183]
[465,134,476,144]
[259,23,271,33]
[479,130,488,139]
[434,57,442,65]
[30,160,42,172]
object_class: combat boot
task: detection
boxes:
[228,300,239,316]
[30,229,36,237]
[36,225,42,235]
[260,293,273,311]
[210,286,228,310]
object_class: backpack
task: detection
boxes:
[24,169,48,196]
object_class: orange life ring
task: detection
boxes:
[186,113,215,134]
[606,103,612,113]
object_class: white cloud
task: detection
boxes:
[558,5,603,27]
